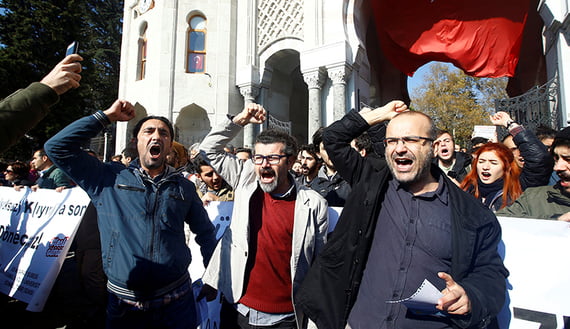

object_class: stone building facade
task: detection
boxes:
[116,0,378,151]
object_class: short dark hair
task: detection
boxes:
[436,129,454,141]
[132,116,174,141]
[235,147,252,156]
[255,129,298,156]
[353,132,373,154]
[8,161,30,180]
[34,149,47,157]
[122,146,138,160]
[535,125,557,141]
[192,154,212,174]
[299,144,321,162]
[552,127,570,154]
[312,127,325,148]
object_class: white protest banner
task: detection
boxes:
[191,205,570,328]
[496,216,570,329]
[187,201,234,329]
[0,186,90,311]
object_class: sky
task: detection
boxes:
[407,61,458,98]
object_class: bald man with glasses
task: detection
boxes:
[296,102,508,329]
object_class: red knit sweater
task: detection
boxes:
[239,190,295,313]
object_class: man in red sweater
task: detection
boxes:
[199,103,329,329]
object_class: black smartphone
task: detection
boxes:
[66,41,79,56]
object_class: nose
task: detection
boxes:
[554,158,567,172]
[260,157,272,167]
[393,140,408,153]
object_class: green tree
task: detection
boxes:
[410,63,507,148]
[0,0,123,161]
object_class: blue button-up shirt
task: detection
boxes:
[348,173,453,329]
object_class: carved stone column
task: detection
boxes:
[328,65,352,120]
[239,85,260,148]
[303,69,325,141]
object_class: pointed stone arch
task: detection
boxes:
[174,104,211,147]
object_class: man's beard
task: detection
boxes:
[259,179,279,193]
[258,167,279,193]
[386,149,433,185]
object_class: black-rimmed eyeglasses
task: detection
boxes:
[383,136,434,147]
[251,154,289,165]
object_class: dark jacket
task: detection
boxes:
[472,128,553,211]
[434,151,472,182]
[295,110,508,329]
[36,165,73,189]
[496,183,570,220]
[297,170,351,207]
[45,112,217,301]
[514,127,553,190]
[0,82,59,152]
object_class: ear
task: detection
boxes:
[432,141,440,158]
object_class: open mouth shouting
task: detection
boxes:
[394,156,414,172]
[558,172,570,188]
[259,168,276,184]
[480,171,493,181]
[149,143,162,160]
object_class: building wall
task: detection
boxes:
[117,0,375,150]
[539,0,570,125]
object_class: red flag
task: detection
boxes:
[370,0,529,78]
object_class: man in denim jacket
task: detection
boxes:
[45,99,216,329]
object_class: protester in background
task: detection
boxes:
[497,126,570,220]
[198,103,328,329]
[296,103,507,329]
[111,154,122,162]
[193,155,234,205]
[460,143,523,211]
[296,144,327,189]
[166,141,189,172]
[30,148,73,191]
[121,145,137,167]
[470,136,489,154]
[536,125,557,152]
[224,143,235,154]
[0,161,8,186]
[494,112,552,185]
[498,112,552,174]
[4,161,35,187]
[312,127,351,206]
[0,54,83,152]
[45,99,216,329]
[535,125,559,185]
[350,131,373,157]
[235,147,252,161]
[433,130,472,185]
[460,111,552,211]
[290,159,302,178]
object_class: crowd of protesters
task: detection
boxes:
[2,57,570,329]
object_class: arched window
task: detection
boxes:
[138,24,148,80]
[186,15,206,73]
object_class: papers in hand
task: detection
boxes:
[386,279,447,317]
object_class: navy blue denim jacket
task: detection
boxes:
[45,111,216,301]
